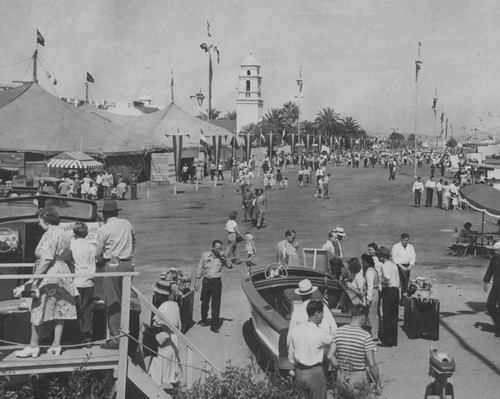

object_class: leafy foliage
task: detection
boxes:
[177,362,309,399]
[223,110,237,120]
[446,137,458,148]
[197,107,222,121]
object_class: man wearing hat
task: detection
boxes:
[483,241,500,337]
[332,227,346,260]
[377,246,400,347]
[96,200,140,350]
[287,279,337,347]
[254,188,268,229]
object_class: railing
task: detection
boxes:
[0,263,219,395]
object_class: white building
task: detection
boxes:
[236,52,263,134]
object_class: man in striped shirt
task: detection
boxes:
[331,305,381,397]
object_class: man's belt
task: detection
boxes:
[203,276,221,282]
[295,362,322,370]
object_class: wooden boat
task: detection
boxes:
[241,263,353,371]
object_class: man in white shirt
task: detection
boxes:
[436,178,444,208]
[425,177,437,207]
[391,233,416,300]
[321,231,338,275]
[378,247,400,347]
[288,300,335,399]
[287,279,337,347]
[412,177,424,207]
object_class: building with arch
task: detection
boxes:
[236,52,264,134]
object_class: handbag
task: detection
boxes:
[141,324,162,357]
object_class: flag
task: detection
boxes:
[415,60,422,82]
[445,119,448,139]
[418,42,421,58]
[200,129,209,149]
[305,134,311,153]
[329,135,334,150]
[268,132,274,158]
[86,72,95,83]
[243,133,252,161]
[207,21,211,37]
[212,135,222,171]
[172,136,183,182]
[37,30,45,46]
[230,133,240,151]
[296,65,303,93]
[291,133,296,155]
[431,97,437,114]
[440,113,444,137]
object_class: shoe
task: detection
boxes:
[83,337,93,348]
[15,346,40,358]
[377,343,394,348]
[198,320,210,327]
[211,328,220,334]
[47,346,62,356]
[100,341,119,350]
[233,260,242,265]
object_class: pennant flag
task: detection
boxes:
[282,128,286,141]
[305,134,311,153]
[230,133,240,160]
[37,30,45,46]
[415,60,422,82]
[291,133,296,155]
[207,21,212,37]
[329,135,334,151]
[86,72,95,83]
[431,97,437,114]
[445,118,448,139]
[200,129,209,149]
[440,113,444,137]
[317,133,322,150]
[212,135,222,171]
[418,41,422,58]
[243,133,252,161]
[296,65,303,93]
[268,132,274,158]
[172,135,183,182]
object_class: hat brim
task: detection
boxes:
[152,284,171,296]
[294,286,318,296]
[98,207,122,212]
[336,232,346,237]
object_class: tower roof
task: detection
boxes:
[242,52,259,66]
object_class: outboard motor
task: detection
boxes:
[424,347,455,399]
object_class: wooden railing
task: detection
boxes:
[0,263,219,396]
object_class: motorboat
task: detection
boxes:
[241,263,353,371]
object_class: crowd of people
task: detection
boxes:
[38,170,139,200]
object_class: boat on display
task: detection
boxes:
[241,263,353,371]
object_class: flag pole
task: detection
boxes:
[85,82,89,104]
[433,88,438,147]
[413,46,421,178]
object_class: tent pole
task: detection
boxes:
[482,212,484,234]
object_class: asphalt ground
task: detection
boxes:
[117,162,499,399]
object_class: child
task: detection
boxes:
[245,228,257,266]
[283,177,288,189]
[269,173,276,190]
[70,222,96,347]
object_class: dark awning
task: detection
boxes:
[459,184,500,218]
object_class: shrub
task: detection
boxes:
[176,362,309,399]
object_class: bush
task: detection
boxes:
[176,362,309,399]
[0,360,114,399]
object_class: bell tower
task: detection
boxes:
[236,51,264,134]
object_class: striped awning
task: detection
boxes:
[47,151,104,170]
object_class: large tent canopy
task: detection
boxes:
[460,184,500,218]
[84,102,233,149]
[0,83,147,155]
[47,151,104,170]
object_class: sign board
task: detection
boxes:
[151,153,174,183]
[0,152,24,169]
[60,222,101,244]
[302,248,329,272]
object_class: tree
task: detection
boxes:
[314,107,341,139]
[300,120,317,146]
[446,137,458,148]
[197,107,222,121]
[223,110,237,120]
[240,122,261,146]
[281,101,299,126]
[388,132,406,142]
[341,117,361,139]
[263,108,285,134]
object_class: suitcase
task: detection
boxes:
[403,295,440,340]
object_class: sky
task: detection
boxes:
[1,0,500,138]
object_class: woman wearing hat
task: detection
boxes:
[148,280,182,387]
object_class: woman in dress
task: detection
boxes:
[15,208,77,358]
[362,253,380,340]
[149,281,182,388]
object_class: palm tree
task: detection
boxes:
[197,107,222,121]
[314,107,341,139]
[281,101,299,126]
[341,117,361,139]
[301,120,317,146]
[223,110,237,120]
